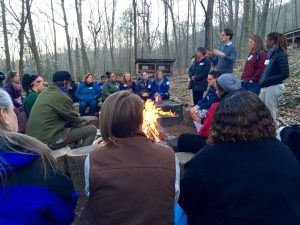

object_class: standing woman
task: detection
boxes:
[241,35,267,95]
[0,88,77,225]
[188,47,211,105]
[151,70,170,104]
[22,74,45,118]
[120,72,138,94]
[259,32,289,122]
[4,70,26,133]
[75,73,101,116]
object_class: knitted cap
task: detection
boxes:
[217,73,241,92]
[52,71,72,82]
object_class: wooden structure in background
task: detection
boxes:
[135,58,176,77]
[285,28,300,48]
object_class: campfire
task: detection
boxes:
[142,99,175,143]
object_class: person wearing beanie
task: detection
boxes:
[188,46,211,105]
[22,73,45,118]
[207,28,237,74]
[26,71,97,150]
[178,73,242,153]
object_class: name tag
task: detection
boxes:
[200,63,204,66]
[148,84,151,88]
[264,60,270,65]
[89,87,93,89]
[247,55,253,61]
[166,81,169,85]
[124,84,128,87]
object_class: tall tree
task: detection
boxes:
[132,0,137,62]
[60,0,74,77]
[191,0,197,50]
[1,0,11,71]
[163,0,169,58]
[26,0,43,75]
[75,0,91,73]
[75,38,81,81]
[233,0,239,41]
[259,0,271,38]
[294,0,298,28]
[200,0,215,50]
[50,0,58,71]
[239,0,251,57]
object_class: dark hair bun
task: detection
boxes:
[22,73,38,94]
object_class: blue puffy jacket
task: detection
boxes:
[151,77,170,100]
[75,82,101,102]
[0,142,78,225]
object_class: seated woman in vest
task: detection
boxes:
[22,73,45,118]
[0,88,77,225]
[241,35,267,95]
[101,72,120,102]
[75,73,101,116]
[137,71,152,101]
[179,91,300,225]
[178,73,241,153]
[151,70,170,104]
[119,72,138,94]
[82,90,179,225]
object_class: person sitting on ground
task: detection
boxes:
[0,72,5,88]
[179,91,300,225]
[26,71,97,150]
[241,35,267,95]
[188,47,211,105]
[119,72,139,94]
[81,90,179,225]
[190,70,222,125]
[98,75,107,91]
[178,73,242,153]
[101,72,120,102]
[151,70,170,104]
[22,73,45,118]
[137,71,152,101]
[0,88,77,224]
[75,73,101,116]
[4,70,27,133]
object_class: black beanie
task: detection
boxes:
[53,71,72,82]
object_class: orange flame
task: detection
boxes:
[142,99,175,142]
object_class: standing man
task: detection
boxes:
[26,71,97,150]
[188,47,211,105]
[259,32,289,123]
[207,28,237,74]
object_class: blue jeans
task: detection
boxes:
[79,100,98,116]
[241,81,261,95]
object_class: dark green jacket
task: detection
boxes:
[24,91,39,118]
[26,85,87,144]
[101,80,120,101]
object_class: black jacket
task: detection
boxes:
[179,138,300,225]
[188,57,211,92]
[259,47,289,88]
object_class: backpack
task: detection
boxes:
[279,125,300,162]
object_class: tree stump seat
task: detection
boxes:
[50,145,71,175]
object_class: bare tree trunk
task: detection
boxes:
[164,0,169,58]
[259,0,271,38]
[18,0,27,76]
[75,0,91,73]
[133,0,137,62]
[200,0,215,51]
[249,0,256,35]
[239,0,250,58]
[61,0,74,76]
[50,0,58,71]
[1,0,11,71]
[228,0,234,29]
[270,0,275,31]
[26,0,43,75]
[233,0,239,40]
[185,0,191,67]
[274,0,282,31]
[191,0,197,50]
[75,38,81,81]
[283,5,287,32]
[295,0,298,28]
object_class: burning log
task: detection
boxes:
[142,99,175,143]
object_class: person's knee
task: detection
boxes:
[85,124,97,136]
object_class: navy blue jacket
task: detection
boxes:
[75,82,101,102]
[197,86,218,110]
[179,138,300,225]
[188,57,211,92]
[259,47,289,88]
[0,143,78,225]
[119,81,139,94]
[151,77,170,100]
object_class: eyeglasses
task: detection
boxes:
[221,33,227,36]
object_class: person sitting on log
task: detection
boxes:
[178,73,242,153]
[75,73,101,116]
[137,71,152,101]
[179,91,300,225]
[119,72,139,94]
[26,71,97,150]
[82,90,180,225]
[0,88,77,224]
[101,71,120,102]
[22,73,46,118]
[151,70,170,104]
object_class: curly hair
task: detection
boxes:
[207,91,276,144]
[267,32,288,55]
